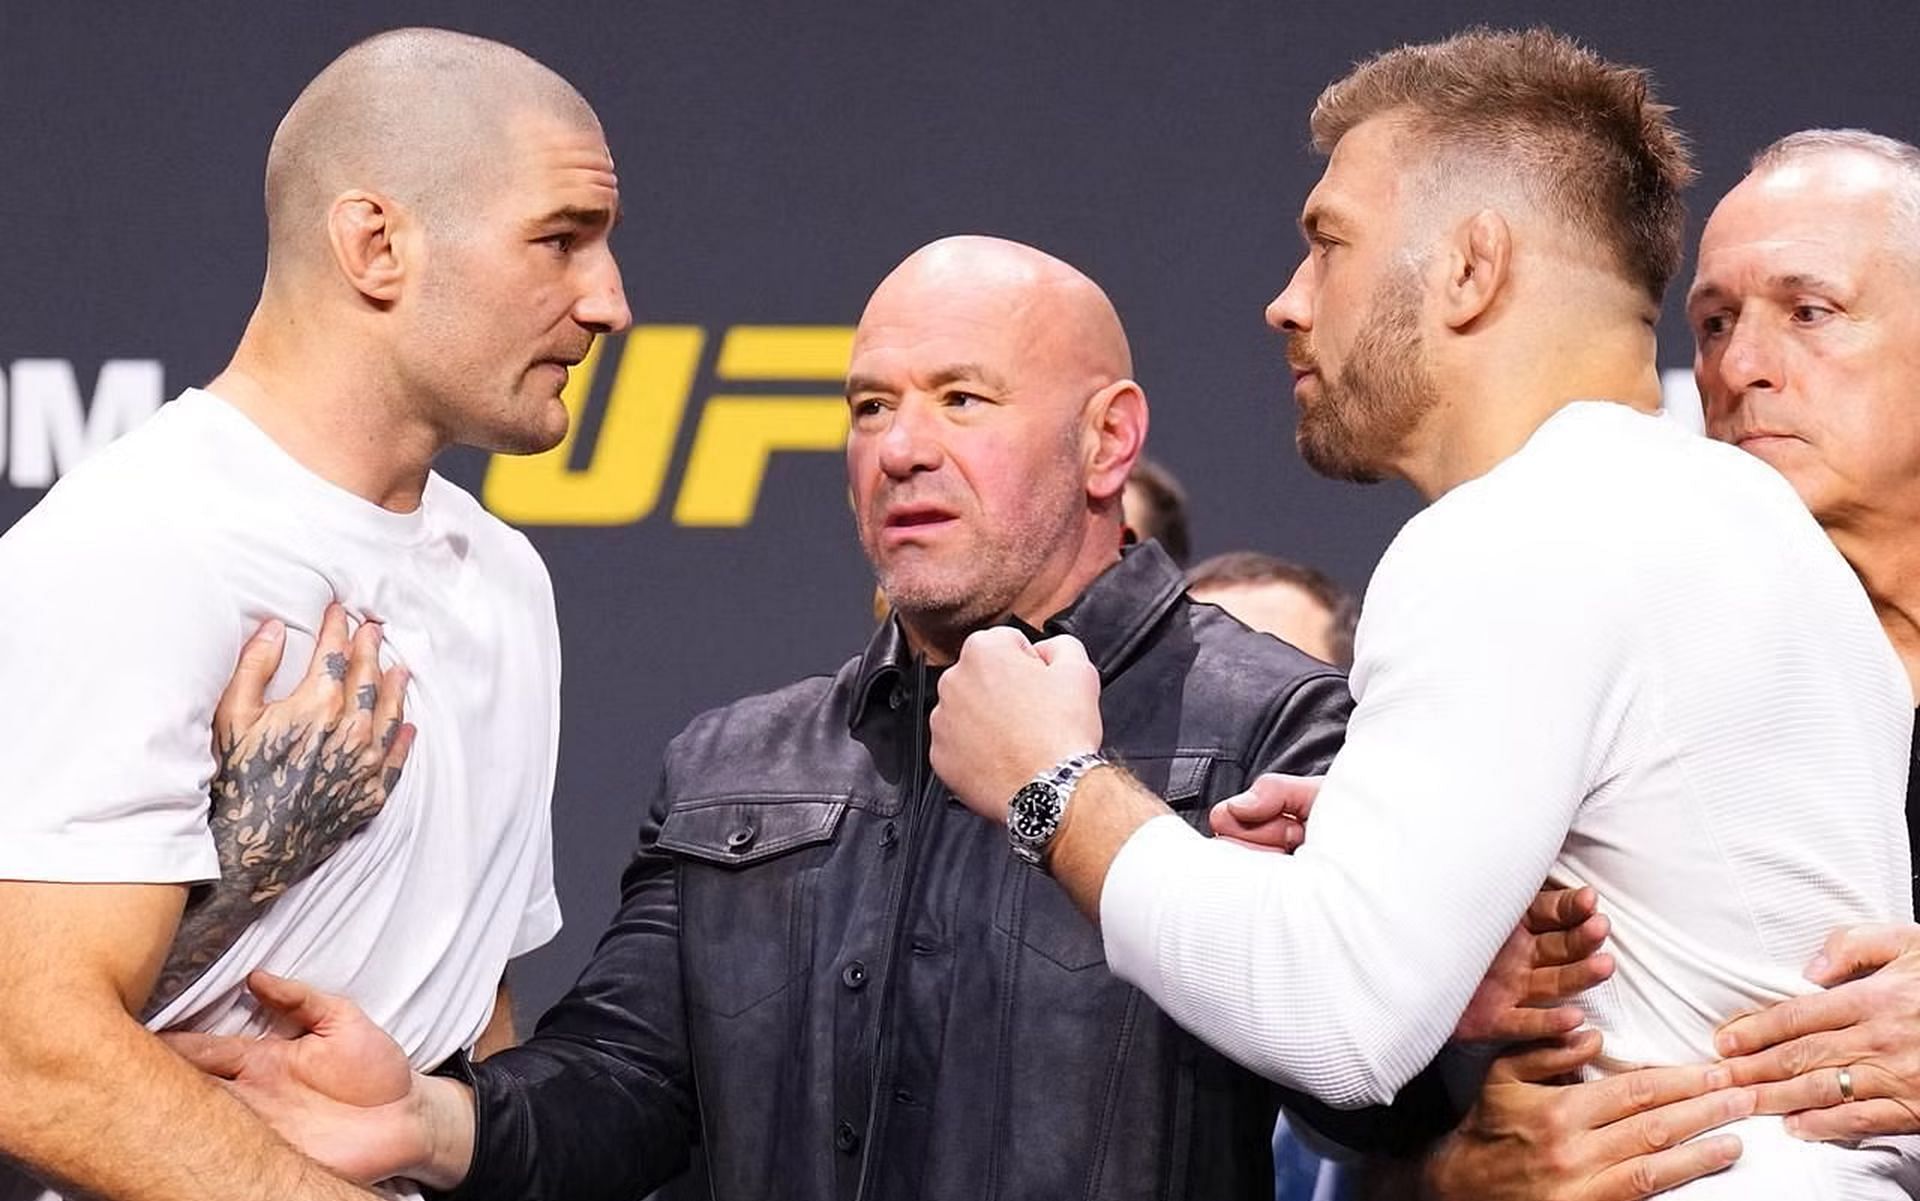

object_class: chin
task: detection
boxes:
[489,400,573,456]
[1295,429,1385,485]
[470,425,563,456]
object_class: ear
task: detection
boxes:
[1439,209,1511,331]
[1083,379,1148,503]
[324,191,411,304]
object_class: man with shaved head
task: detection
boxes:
[932,29,1916,1199]
[164,234,1490,1199]
[0,27,625,1201]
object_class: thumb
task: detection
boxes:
[1524,884,1598,937]
[160,1030,257,1079]
[1489,1029,1602,1085]
[214,620,286,744]
[1227,773,1320,823]
[247,970,350,1035]
[1031,634,1092,670]
[1805,923,1920,986]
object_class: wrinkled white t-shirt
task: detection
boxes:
[0,388,563,1200]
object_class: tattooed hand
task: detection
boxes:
[144,603,415,1018]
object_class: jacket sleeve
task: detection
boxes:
[432,772,698,1201]
[1240,670,1465,1154]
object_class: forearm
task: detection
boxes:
[409,1075,479,1192]
[1282,1052,1466,1159]
[1094,809,1488,1106]
[432,1036,692,1201]
[143,879,261,1018]
[1049,765,1170,920]
[0,1001,374,1201]
[436,782,698,1201]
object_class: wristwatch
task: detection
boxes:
[1007,751,1109,868]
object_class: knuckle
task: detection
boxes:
[1626,1072,1660,1109]
[1540,1142,1577,1178]
[1777,1040,1814,1077]
[1636,1115,1673,1151]
[1626,1159,1660,1196]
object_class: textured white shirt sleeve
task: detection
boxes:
[1102,504,1631,1107]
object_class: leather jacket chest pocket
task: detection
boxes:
[994,754,1215,972]
[657,798,846,1017]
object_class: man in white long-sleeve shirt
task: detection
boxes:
[931,29,1918,1200]
[1421,127,1920,1201]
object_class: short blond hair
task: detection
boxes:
[1311,27,1696,302]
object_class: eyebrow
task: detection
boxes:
[1687,271,1847,308]
[844,363,1012,400]
[925,363,1010,392]
[532,204,622,232]
[1300,201,1339,240]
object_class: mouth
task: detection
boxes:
[529,356,586,396]
[880,505,960,543]
[1289,366,1320,402]
[1733,431,1804,449]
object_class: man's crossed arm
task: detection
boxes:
[0,607,403,1201]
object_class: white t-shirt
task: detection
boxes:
[0,389,562,1197]
[1102,402,1917,1199]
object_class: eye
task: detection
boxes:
[536,232,578,255]
[1789,303,1834,325]
[1695,312,1733,341]
[943,390,984,409]
[849,397,888,421]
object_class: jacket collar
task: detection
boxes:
[850,541,1188,728]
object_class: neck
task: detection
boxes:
[1399,311,1662,502]
[1827,516,1920,703]
[208,296,445,512]
[897,519,1126,665]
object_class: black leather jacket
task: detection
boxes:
[444,545,1443,1201]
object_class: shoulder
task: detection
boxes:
[0,467,226,621]
[0,390,272,573]
[424,473,557,597]
[662,661,864,796]
[1174,597,1349,706]
[1103,597,1352,766]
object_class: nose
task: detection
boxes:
[1265,257,1314,333]
[876,397,944,480]
[575,248,633,334]
[1712,314,1782,398]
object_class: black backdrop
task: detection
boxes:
[6,0,1918,1019]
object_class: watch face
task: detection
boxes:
[1009,782,1063,841]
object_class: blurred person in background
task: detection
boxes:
[1123,454,1193,566]
[1187,551,1357,668]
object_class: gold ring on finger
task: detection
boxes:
[1838,1065,1857,1104]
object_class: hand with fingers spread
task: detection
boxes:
[1424,1031,1754,1201]
[162,971,464,1187]
[1454,885,1616,1045]
[1208,773,1319,853]
[1715,922,1920,1140]
[146,604,416,1017]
